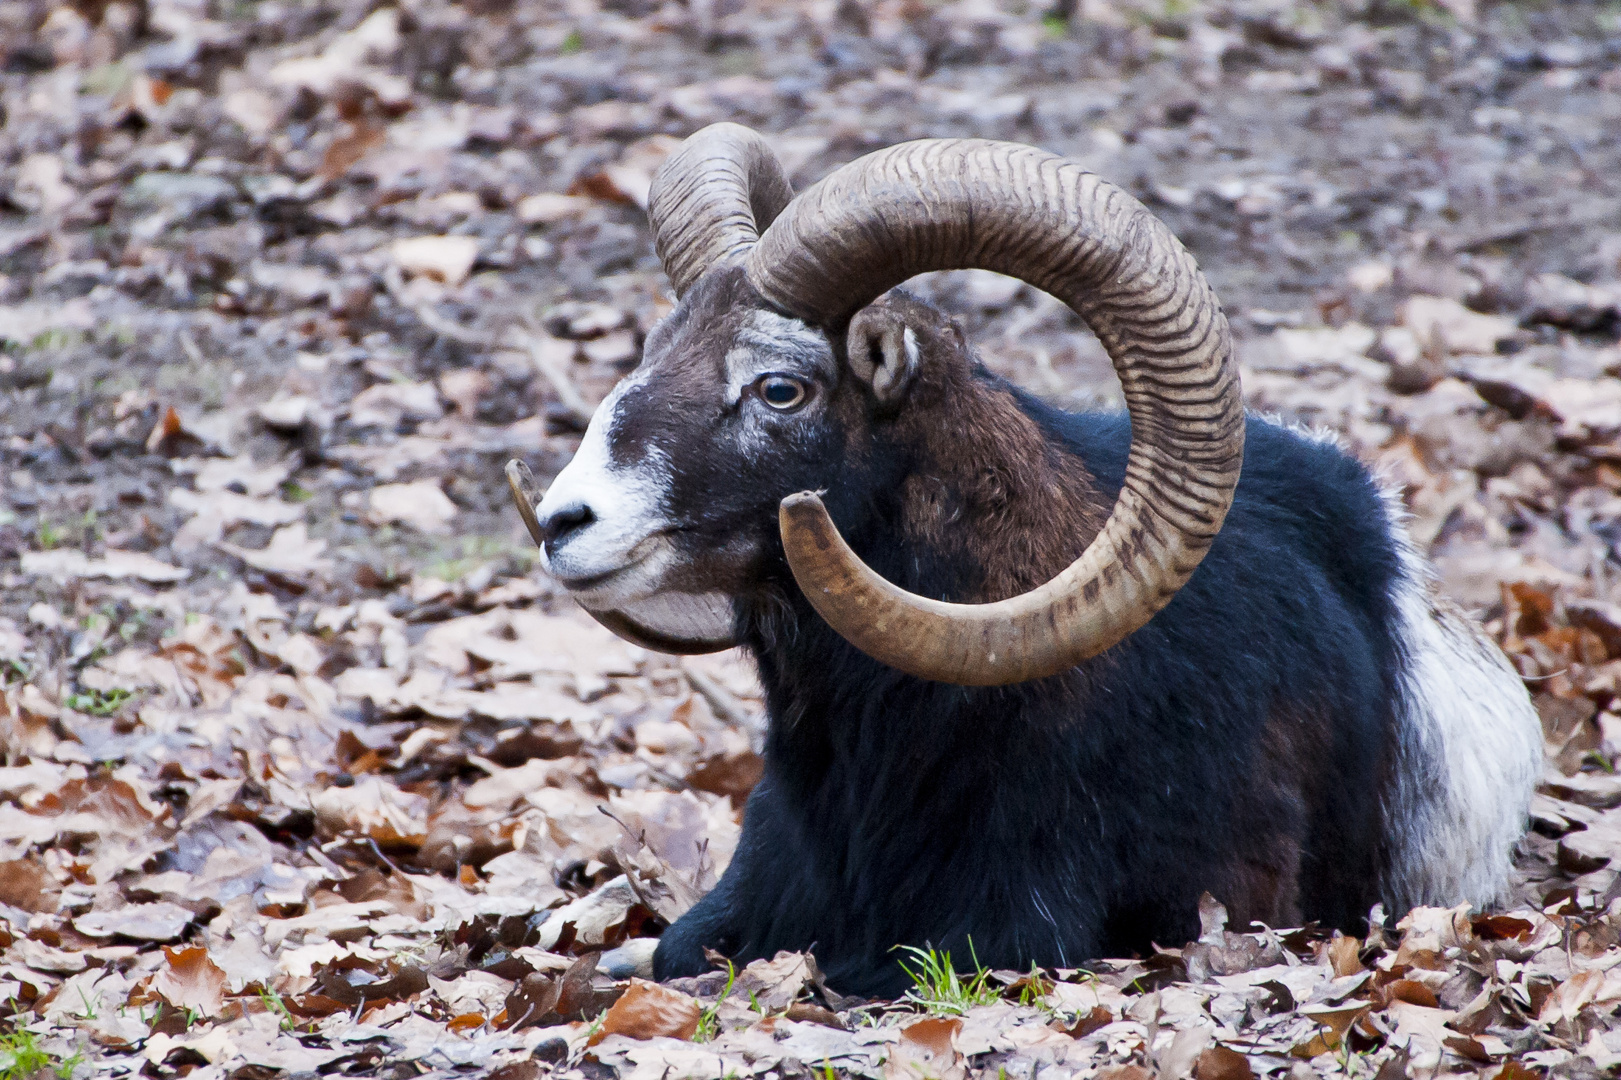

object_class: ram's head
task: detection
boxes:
[509,124,1245,686]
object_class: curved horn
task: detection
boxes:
[748,139,1244,686]
[647,123,795,297]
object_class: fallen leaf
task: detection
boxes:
[1401,295,1518,355]
[1055,1005,1113,1038]
[592,978,701,1042]
[313,775,428,847]
[217,523,334,577]
[74,902,195,943]
[885,1016,965,1080]
[348,380,445,428]
[733,952,814,1013]
[320,120,386,181]
[368,480,458,534]
[146,405,205,456]
[0,858,57,911]
[1194,1046,1254,1080]
[1327,931,1363,977]
[20,549,189,583]
[151,946,228,1017]
[516,193,594,224]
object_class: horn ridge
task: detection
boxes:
[646,123,794,297]
[748,136,1244,685]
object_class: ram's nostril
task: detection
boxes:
[541,502,595,549]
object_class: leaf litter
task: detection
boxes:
[3,0,1621,1076]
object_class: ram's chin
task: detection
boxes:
[581,592,737,655]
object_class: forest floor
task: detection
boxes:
[3,0,1621,1078]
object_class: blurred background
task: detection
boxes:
[3,0,1618,612]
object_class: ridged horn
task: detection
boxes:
[647,123,795,297]
[748,138,1245,686]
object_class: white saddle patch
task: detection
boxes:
[1382,502,1543,911]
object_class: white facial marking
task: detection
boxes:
[724,309,832,404]
[535,373,738,648]
[536,306,830,650]
[537,373,675,607]
[1379,484,1543,910]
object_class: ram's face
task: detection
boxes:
[535,265,862,651]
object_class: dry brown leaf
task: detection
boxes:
[885,1017,966,1080]
[1097,1068,1153,1080]
[367,480,458,534]
[783,1002,847,1029]
[1194,1046,1253,1080]
[1294,1003,1370,1057]
[74,902,194,942]
[1054,1005,1113,1038]
[501,973,560,1030]
[19,549,189,584]
[217,523,334,577]
[392,235,480,286]
[733,952,813,1013]
[1159,1025,1215,1080]
[1327,931,1364,977]
[145,405,208,456]
[687,749,765,808]
[535,875,640,949]
[1472,914,1536,941]
[312,774,428,847]
[1367,975,1437,1012]
[0,856,56,911]
[593,978,700,1042]
[516,193,593,224]
[151,946,228,1017]
[1400,295,1518,355]
[320,120,386,181]
[1491,1066,1544,1080]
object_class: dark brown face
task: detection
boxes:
[535,265,927,651]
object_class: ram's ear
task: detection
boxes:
[845,303,921,409]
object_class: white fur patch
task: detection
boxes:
[537,376,736,647]
[537,375,672,602]
[723,309,833,403]
[1380,491,1543,910]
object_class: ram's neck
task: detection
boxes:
[879,366,1108,603]
[739,366,1110,762]
[741,379,1109,818]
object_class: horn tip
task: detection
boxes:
[779,490,830,526]
[506,459,547,548]
[780,490,824,510]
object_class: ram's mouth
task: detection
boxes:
[547,558,647,594]
[506,460,736,654]
[549,528,687,601]
[506,459,661,596]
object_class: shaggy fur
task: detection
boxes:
[657,405,1408,996]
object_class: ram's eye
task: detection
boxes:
[757,375,808,411]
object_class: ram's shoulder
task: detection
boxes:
[1234,416,1385,515]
